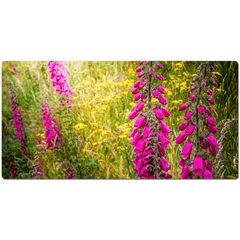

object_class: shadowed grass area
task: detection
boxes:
[1,61,238,179]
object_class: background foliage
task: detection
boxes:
[1,61,238,179]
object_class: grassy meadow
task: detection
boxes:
[1,61,238,179]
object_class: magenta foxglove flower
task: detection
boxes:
[207,125,217,134]
[149,69,154,75]
[204,159,214,173]
[176,62,219,179]
[184,111,193,120]
[193,155,203,176]
[157,85,166,94]
[213,81,217,86]
[158,95,168,105]
[139,81,146,88]
[134,80,141,88]
[160,121,171,138]
[178,158,186,167]
[209,145,218,156]
[175,132,187,144]
[158,131,170,149]
[129,61,171,179]
[48,61,73,108]
[10,95,27,157]
[41,102,61,150]
[185,124,195,135]
[132,88,139,95]
[181,141,193,160]
[189,95,195,101]
[154,108,164,120]
[130,131,141,146]
[179,121,189,131]
[179,164,190,179]
[206,116,216,126]
[128,109,139,120]
[134,115,146,128]
[157,74,164,80]
[202,169,213,179]
[198,106,205,115]
[135,101,145,111]
[207,135,217,148]
[205,108,211,116]
[136,72,143,78]
[209,97,215,105]
[160,157,171,171]
[189,86,194,92]
[135,67,142,72]
[133,93,141,101]
[152,90,160,98]
[161,106,170,117]
[207,89,213,95]
[212,74,216,79]
[12,62,18,77]
[157,63,163,68]
[179,103,187,111]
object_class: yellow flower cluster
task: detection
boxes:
[36,133,45,138]
[128,68,135,77]
[74,123,87,130]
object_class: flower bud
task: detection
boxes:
[154,108,164,120]
[205,108,211,116]
[207,89,213,95]
[207,135,217,148]
[198,106,205,115]
[149,68,154,75]
[132,88,139,95]
[206,116,216,126]
[133,93,141,101]
[157,85,166,94]
[179,121,189,131]
[189,94,195,101]
[136,72,143,78]
[209,97,215,105]
[161,106,170,117]
[184,111,192,120]
[135,67,142,72]
[152,90,160,98]
[135,101,145,111]
[157,74,164,80]
[175,132,187,144]
[189,86,194,92]
[134,80,141,88]
[207,125,217,134]
[185,124,195,135]
[158,95,168,105]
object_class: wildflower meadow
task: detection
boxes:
[1,61,238,179]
